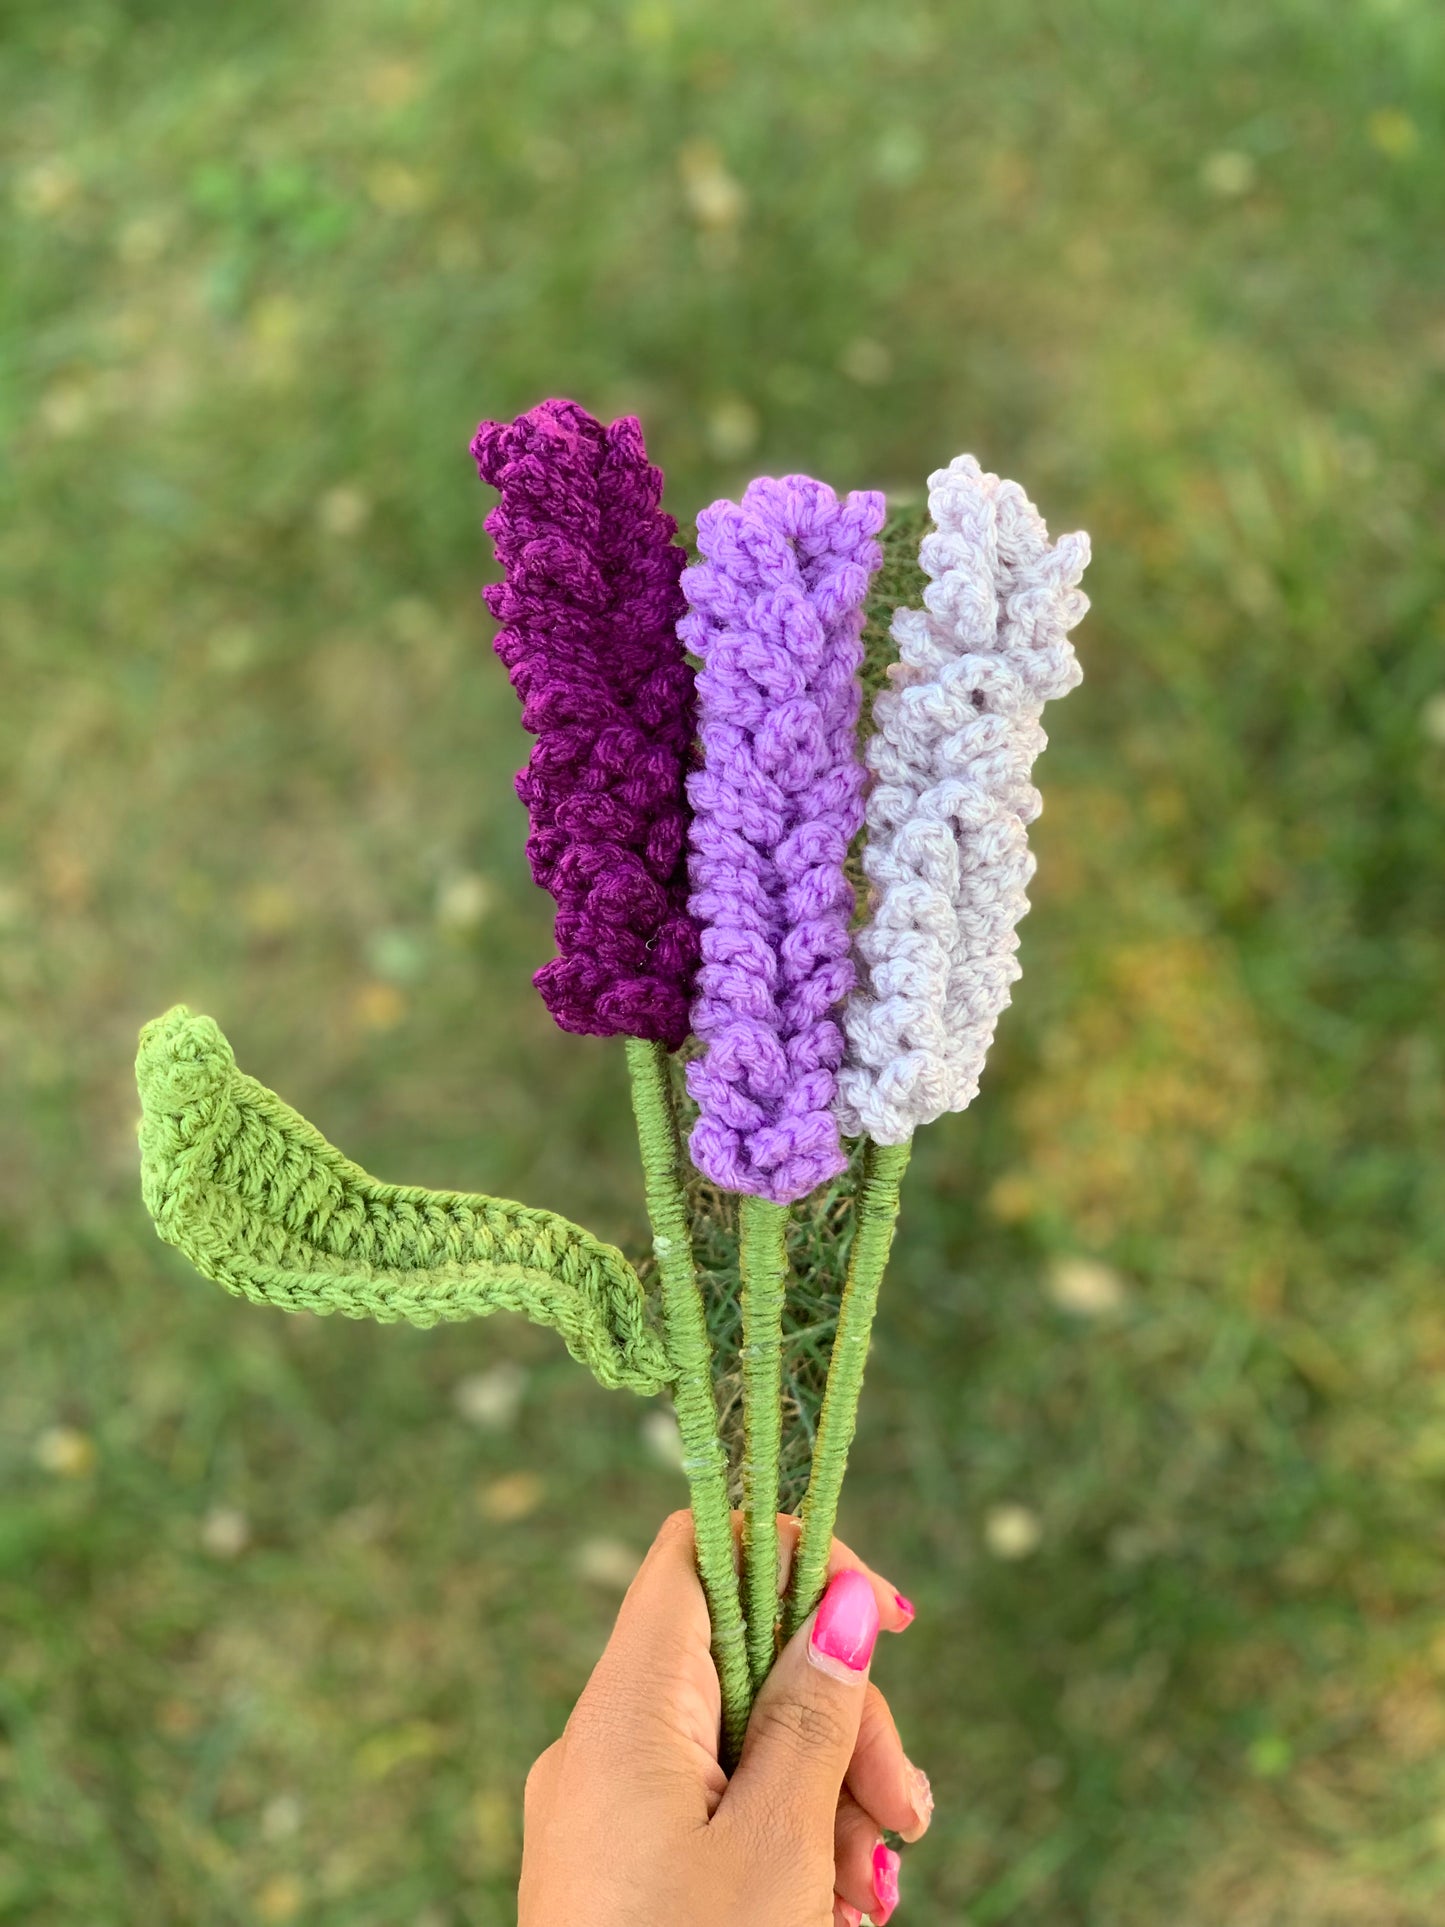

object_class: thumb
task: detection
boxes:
[720,1567,880,1841]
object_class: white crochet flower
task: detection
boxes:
[835,454,1090,1145]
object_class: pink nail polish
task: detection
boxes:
[809,1569,880,1676]
[871,1841,901,1923]
[893,1591,915,1625]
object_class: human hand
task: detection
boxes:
[519,1509,931,1926]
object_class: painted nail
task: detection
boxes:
[906,1765,934,1836]
[871,1841,902,1923]
[809,1569,880,1679]
[893,1591,916,1626]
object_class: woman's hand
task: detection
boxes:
[519,1509,931,1926]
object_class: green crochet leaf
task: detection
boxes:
[135,1006,673,1396]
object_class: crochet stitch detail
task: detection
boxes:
[835,453,1090,1145]
[684,475,886,1203]
[136,1006,672,1395]
[471,399,699,1050]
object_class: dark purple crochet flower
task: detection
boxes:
[684,475,886,1202]
[470,399,699,1049]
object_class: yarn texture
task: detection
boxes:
[783,1136,911,1635]
[624,1037,751,1765]
[684,476,885,1203]
[471,399,699,1049]
[131,414,1101,1740]
[835,454,1090,1144]
[137,1006,672,1394]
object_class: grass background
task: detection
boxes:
[3,0,1444,1920]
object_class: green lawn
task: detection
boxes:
[3,1,1444,1921]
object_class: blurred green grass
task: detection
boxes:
[3,0,1444,1921]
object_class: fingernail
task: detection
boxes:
[809,1569,880,1680]
[837,1904,863,1927]
[904,1764,934,1838]
[893,1592,915,1626]
[871,1841,901,1923]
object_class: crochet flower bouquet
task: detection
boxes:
[136,399,1089,1764]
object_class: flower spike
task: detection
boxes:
[836,454,1090,1144]
[684,475,885,1204]
[471,399,700,1049]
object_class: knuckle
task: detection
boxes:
[523,1739,562,1818]
[564,1674,673,1779]
[752,1691,854,1763]
[859,1680,887,1728]
[563,1678,624,1754]
[857,1681,898,1750]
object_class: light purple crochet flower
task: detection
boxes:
[684,476,885,1203]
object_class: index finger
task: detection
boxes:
[565,1510,724,1785]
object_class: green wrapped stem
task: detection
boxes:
[783,1137,912,1637]
[738,1194,789,1691]
[624,1039,750,1767]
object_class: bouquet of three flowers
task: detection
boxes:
[136,396,1089,1764]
